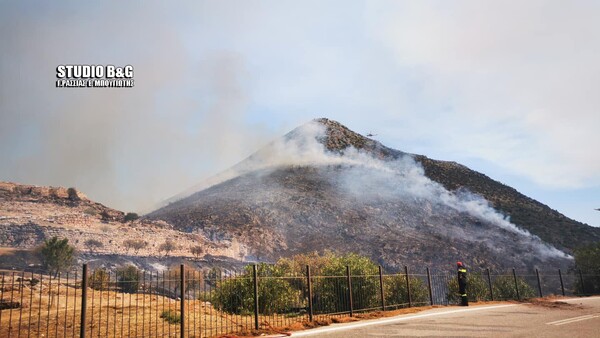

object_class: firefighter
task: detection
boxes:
[457,261,468,306]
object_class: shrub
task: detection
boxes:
[89,269,110,290]
[84,239,103,253]
[447,272,491,303]
[165,265,203,296]
[160,310,180,324]
[117,265,140,293]
[38,236,75,276]
[198,290,215,303]
[123,239,147,254]
[67,187,80,201]
[312,253,380,313]
[190,246,204,259]
[158,239,178,256]
[492,275,536,300]
[212,264,299,315]
[574,242,600,294]
[386,274,430,307]
[124,212,139,222]
[83,207,98,216]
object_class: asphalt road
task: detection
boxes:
[291,297,600,337]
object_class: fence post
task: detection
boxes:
[558,269,565,296]
[578,269,585,296]
[80,264,88,338]
[306,265,314,322]
[512,268,520,300]
[404,266,412,307]
[535,269,543,298]
[426,267,433,306]
[253,264,259,330]
[346,266,353,317]
[486,268,494,301]
[180,264,185,338]
[378,265,385,311]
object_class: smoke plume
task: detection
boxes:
[179,121,571,260]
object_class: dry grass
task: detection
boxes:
[3,271,549,338]
[0,273,254,337]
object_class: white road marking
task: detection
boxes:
[556,296,600,302]
[290,297,600,336]
[291,304,519,336]
[546,314,600,326]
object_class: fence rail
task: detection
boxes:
[1,265,599,337]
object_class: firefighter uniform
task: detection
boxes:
[457,262,468,306]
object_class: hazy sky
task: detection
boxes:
[1,1,598,226]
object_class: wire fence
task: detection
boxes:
[1,264,599,337]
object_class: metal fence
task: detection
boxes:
[1,265,598,337]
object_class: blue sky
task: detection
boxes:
[0,1,598,226]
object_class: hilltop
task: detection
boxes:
[148,118,599,271]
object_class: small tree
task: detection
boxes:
[166,265,202,296]
[117,265,140,293]
[123,239,147,254]
[84,239,103,253]
[312,252,380,312]
[492,275,536,300]
[100,210,111,223]
[67,187,80,201]
[386,274,430,307]
[89,268,110,290]
[38,236,75,277]
[158,239,177,256]
[190,246,204,259]
[213,264,298,315]
[124,212,139,223]
[574,241,600,294]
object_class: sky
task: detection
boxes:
[0,1,598,227]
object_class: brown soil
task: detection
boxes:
[526,296,583,310]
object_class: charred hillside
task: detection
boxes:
[415,157,600,252]
[313,119,600,251]
[148,118,596,270]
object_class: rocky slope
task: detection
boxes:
[0,182,247,270]
[149,118,599,271]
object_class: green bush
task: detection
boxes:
[492,275,536,300]
[38,237,75,276]
[198,290,215,303]
[160,310,180,324]
[312,253,380,313]
[447,273,491,303]
[386,274,429,307]
[117,265,140,293]
[124,212,139,222]
[212,264,298,315]
[89,269,110,290]
[574,242,600,294]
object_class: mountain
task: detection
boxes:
[148,118,600,271]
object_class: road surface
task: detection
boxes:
[291,297,600,337]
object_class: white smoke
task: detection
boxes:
[180,120,571,260]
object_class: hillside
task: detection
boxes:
[0,182,245,271]
[149,118,597,271]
